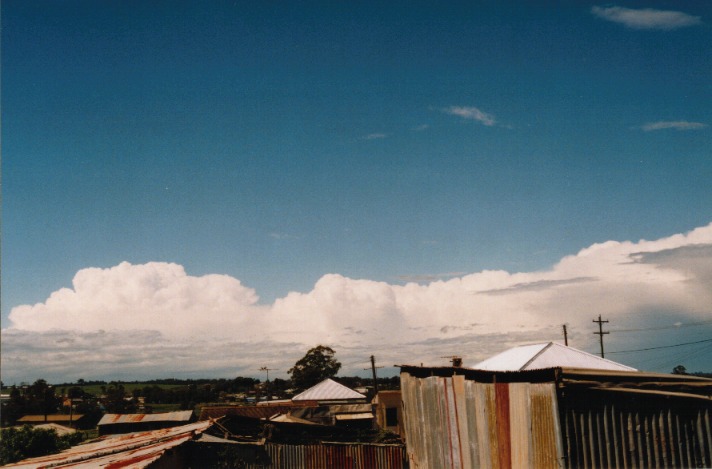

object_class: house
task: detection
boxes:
[15,414,86,429]
[399,364,712,468]
[97,410,195,435]
[473,341,637,371]
[200,379,375,430]
[291,378,368,405]
[372,390,403,436]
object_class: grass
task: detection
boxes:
[53,383,187,397]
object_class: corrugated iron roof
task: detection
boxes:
[292,379,366,401]
[97,410,193,426]
[474,341,637,371]
[199,405,292,421]
[3,420,212,468]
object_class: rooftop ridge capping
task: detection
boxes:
[520,342,554,370]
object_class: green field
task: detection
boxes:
[63,383,187,397]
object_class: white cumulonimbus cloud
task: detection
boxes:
[591,6,702,30]
[3,223,712,382]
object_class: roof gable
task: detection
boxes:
[474,342,637,372]
[292,379,366,401]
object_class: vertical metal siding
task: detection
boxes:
[401,373,563,468]
[560,394,712,469]
[509,383,532,468]
[239,442,406,469]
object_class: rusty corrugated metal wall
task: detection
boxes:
[239,442,407,469]
[401,373,564,468]
[560,390,712,468]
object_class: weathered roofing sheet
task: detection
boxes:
[97,410,193,426]
[199,404,292,421]
[3,420,212,468]
[292,379,366,401]
[474,342,637,371]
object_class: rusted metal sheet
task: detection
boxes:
[98,411,193,426]
[531,383,564,469]
[200,404,293,421]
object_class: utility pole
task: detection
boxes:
[259,367,277,401]
[364,356,383,395]
[592,315,609,358]
[562,324,568,346]
[259,366,276,382]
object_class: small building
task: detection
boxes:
[16,414,86,429]
[291,378,368,405]
[372,390,403,436]
[97,410,195,435]
[290,379,372,427]
[400,364,712,468]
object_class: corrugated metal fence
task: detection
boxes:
[401,373,564,468]
[240,442,407,469]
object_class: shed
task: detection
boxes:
[474,341,637,371]
[292,378,367,404]
[16,414,86,429]
[97,410,195,435]
[399,364,712,468]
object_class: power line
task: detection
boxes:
[653,342,712,372]
[607,337,712,354]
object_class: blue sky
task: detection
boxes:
[2,1,711,383]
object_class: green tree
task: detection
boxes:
[0,425,83,465]
[288,345,341,390]
[103,383,134,413]
[672,365,687,375]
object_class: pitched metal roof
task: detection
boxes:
[292,379,366,401]
[97,410,193,426]
[473,342,637,372]
[199,405,292,421]
[17,414,85,423]
[7,423,77,436]
[3,420,212,468]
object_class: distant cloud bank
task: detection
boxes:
[641,121,708,131]
[3,223,712,383]
[592,6,702,30]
